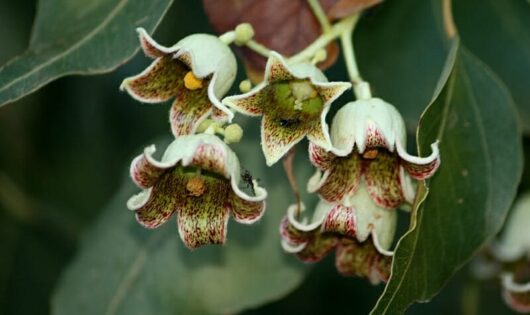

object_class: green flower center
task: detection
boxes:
[268,80,324,128]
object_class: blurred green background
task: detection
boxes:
[0,0,527,314]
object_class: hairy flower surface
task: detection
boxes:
[127,134,267,249]
[280,183,395,283]
[223,52,350,166]
[308,98,440,208]
[121,28,237,136]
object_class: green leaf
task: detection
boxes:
[51,135,307,315]
[356,0,448,130]
[0,0,173,107]
[371,40,523,314]
[454,0,530,134]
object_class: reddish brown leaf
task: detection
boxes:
[327,0,383,20]
[202,0,380,81]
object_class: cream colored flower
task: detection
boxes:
[127,134,267,249]
[308,98,440,209]
[121,28,237,136]
[223,52,351,166]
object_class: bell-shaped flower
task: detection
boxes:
[121,28,237,136]
[308,98,440,209]
[223,52,351,166]
[280,182,396,283]
[491,193,530,313]
[127,134,267,249]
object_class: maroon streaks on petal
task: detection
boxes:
[176,178,231,249]
[364,151,404,209]
[135,169,184,228]
[130,151,167,189]
[322,204,356,238]
[316,153,361,203]
[228,191,265,224]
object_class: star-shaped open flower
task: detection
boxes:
[223,52,351,166]
[121,28,237,136]
[308,98,440,209]
[127,134,267,249]
[280,182,396,283]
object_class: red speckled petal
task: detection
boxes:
[134,169,184,228]
[176,179,230,249]
[316,153,361,203]
[322,204,356,238]
[309,142,335,170]
[279,216,314,246]
[121,56,187,103]
[364,151,405,209]
[189,142,230,178]
[170,89,212,136]
[335,238,391,283]
[229,191,266,224]
[296,233,339,263]
[130,147,167,189]
[261,114,308,166]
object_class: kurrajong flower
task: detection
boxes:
[491,193,530,313]
[223,52,351,166]
[308,98,440,209]
[280,182,396,284]
[127,134,267,249]
[121,28,237,137]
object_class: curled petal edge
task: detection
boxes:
[396,140,441,180]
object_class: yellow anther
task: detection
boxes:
[362,149,379,160]
[184,71,203,90]
[186,176,206,197]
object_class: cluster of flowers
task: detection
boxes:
[122,26,440,283]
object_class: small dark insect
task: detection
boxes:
[278,118,300,127]
[241,169,259,194]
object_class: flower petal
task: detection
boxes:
[189,141,230,177]
[130,168,185,228]
[307,120,332,151]
[120,56,187,103]
[313,82,351,106]
[265,52,296,82]
[137,28,168,58]
[364,151,405,209]
[228,183,266,224]
[261,114,308,166]
[222,84,267,117]
[280,216,313,247]
[397,140,440,180]
[169,89,212,136]
[346,182,397,251]
[130,145,168,189]
[322,204,356,238]
[296,234,339,263]
[308,153,362,203]
[308,142,335,170]
[501,273,530,313]
[335,238,391,284]
[176,179,230,249]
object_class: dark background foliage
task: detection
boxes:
[0,0,528,314]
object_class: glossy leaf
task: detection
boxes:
[0,0,173,107]
[51,135,309,315]
[453,0,530,134]
[371,41,523,314]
